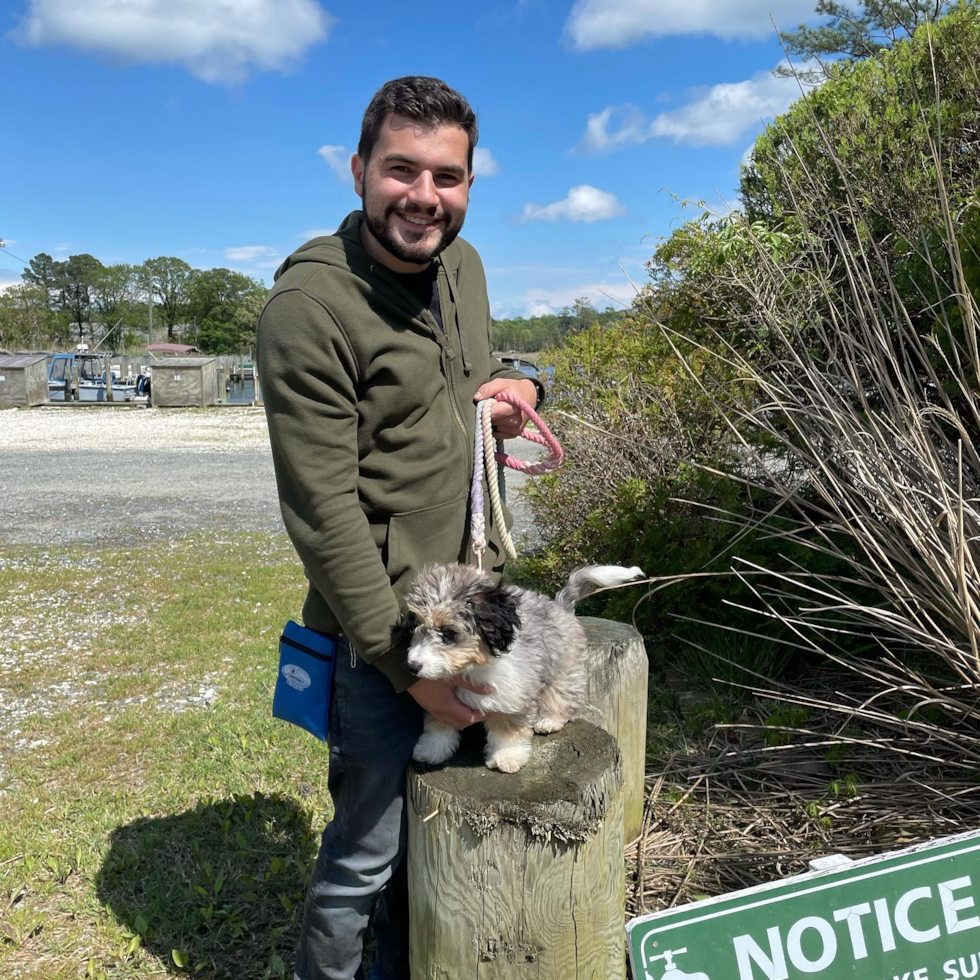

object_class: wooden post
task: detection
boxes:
[104,354,114,402]
[408,721,626,979]
[581,618,648,844]
[71,361,80,402]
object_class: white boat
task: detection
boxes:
[48,352,143,402]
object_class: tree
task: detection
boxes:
[142,256,193,340]
[62,253,104,343]
[744,4,980,236]
[91,264,138,346]
[778,0,956,80]
[20,252,66,341]
[189,268,266,354]
[0,282,70,350]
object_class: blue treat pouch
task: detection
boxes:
[272,621,337,741]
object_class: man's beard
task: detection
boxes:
[362,193,465,267]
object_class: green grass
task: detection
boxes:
[0,532,332,979]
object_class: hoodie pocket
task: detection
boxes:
[386,493,470,593]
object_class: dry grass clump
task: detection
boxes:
[629,734,980,918]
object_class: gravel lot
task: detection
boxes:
[0,405,539,547]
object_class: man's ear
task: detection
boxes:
[468,583,521,656]
[351,153,365,196]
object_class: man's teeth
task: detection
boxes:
[402,214,435,226]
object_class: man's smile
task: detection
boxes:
[395,211,443,230]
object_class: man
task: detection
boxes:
[257,76,541,980]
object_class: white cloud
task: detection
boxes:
[472,148,501,177]
[581,63,811,150]
[565,0,815,49]
[318,145,352,183]
[526,301,554,317]
[522,185,627,223]
[11,0,334,85]
[521,280,638,316]
[580,105,650,153]
[224,245,281,268]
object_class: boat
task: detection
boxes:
[48,350,146,402]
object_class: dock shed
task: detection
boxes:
[150,356,219,408]
[0,354,49,408]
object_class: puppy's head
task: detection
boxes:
[403,563,521,679]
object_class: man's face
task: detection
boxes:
[352,113,474,272]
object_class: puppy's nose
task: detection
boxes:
[406,660,422,675]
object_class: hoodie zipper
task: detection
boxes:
[436,267,470,438]
[421,306,470,472]
[367,256,472,470]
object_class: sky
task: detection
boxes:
[0,0,823,318]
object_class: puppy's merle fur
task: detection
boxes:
[404,562,645,772]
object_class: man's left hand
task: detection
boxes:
[474,378,538,440]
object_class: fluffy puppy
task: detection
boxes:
[404,563,645,772]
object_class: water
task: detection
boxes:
[223,379,257,405]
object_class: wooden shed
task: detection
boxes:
[0,354,50,408]
[149,356,219,408]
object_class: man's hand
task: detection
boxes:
[474,377,538,440]
[408,676,495,730]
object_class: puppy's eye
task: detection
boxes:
[404,611,419,631]
[440,626,459,643]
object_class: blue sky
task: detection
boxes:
[0,0,821,318]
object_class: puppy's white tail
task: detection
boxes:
[555,565,646,610]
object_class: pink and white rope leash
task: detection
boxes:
[470,391,563,571]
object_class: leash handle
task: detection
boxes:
[469,392,564,570]
[486,390,564,474]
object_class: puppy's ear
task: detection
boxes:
[468,583,521,655]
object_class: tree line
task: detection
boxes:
[1,251,627,358]
[491,298,625,353]
[0,253,268,355]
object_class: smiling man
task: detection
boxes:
[256,77,540,980]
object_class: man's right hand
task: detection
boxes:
[408,677,493,730]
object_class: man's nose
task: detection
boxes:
[407,171,438,209]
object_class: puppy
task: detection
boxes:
[404,563,646,773]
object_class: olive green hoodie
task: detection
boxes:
[257,211,525,692]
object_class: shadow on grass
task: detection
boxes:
[96,792,317,979]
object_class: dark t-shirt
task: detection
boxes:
[390,263,442,333]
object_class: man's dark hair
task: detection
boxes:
[358,76,478,172]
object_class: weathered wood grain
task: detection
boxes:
[408,721,626,979]
[581,617,648,844]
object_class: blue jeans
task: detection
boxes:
[294,638,423,980]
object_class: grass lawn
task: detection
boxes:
[0,531,332,979]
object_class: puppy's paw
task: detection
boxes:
[412,728,459,765]
[486,743,532,773]
[533,715,568,735]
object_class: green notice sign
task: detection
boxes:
[627,831,980,980]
